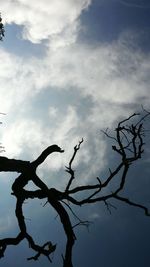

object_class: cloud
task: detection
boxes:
[0,40,149,174]
[0,5,149,182]
[1,0,92,45]
[0,34,149,116]
[0,5,149,267]
[44,38,150,106]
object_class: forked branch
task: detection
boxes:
[0,111,150,267]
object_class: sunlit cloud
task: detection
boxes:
[0,32,149,178]
[0,2,149,183]
[1,0,92,45]
[0,3,149,267]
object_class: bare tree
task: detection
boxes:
[0,110,149,267]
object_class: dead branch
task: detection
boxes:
[0,111,150,267]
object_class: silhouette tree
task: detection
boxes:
[0,13,150,267]
[0,110,149,267]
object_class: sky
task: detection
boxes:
[0,0,150,266]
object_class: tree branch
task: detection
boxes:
[0,111,150,267]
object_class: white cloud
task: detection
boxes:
[44,40,150,106]
[1,0,91,45]
[1,39,148,116]
[0,4,149,262]
[1,106,80,167]
[0,33,149,179]
[0,3,149,183]
[0,102,106,181]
